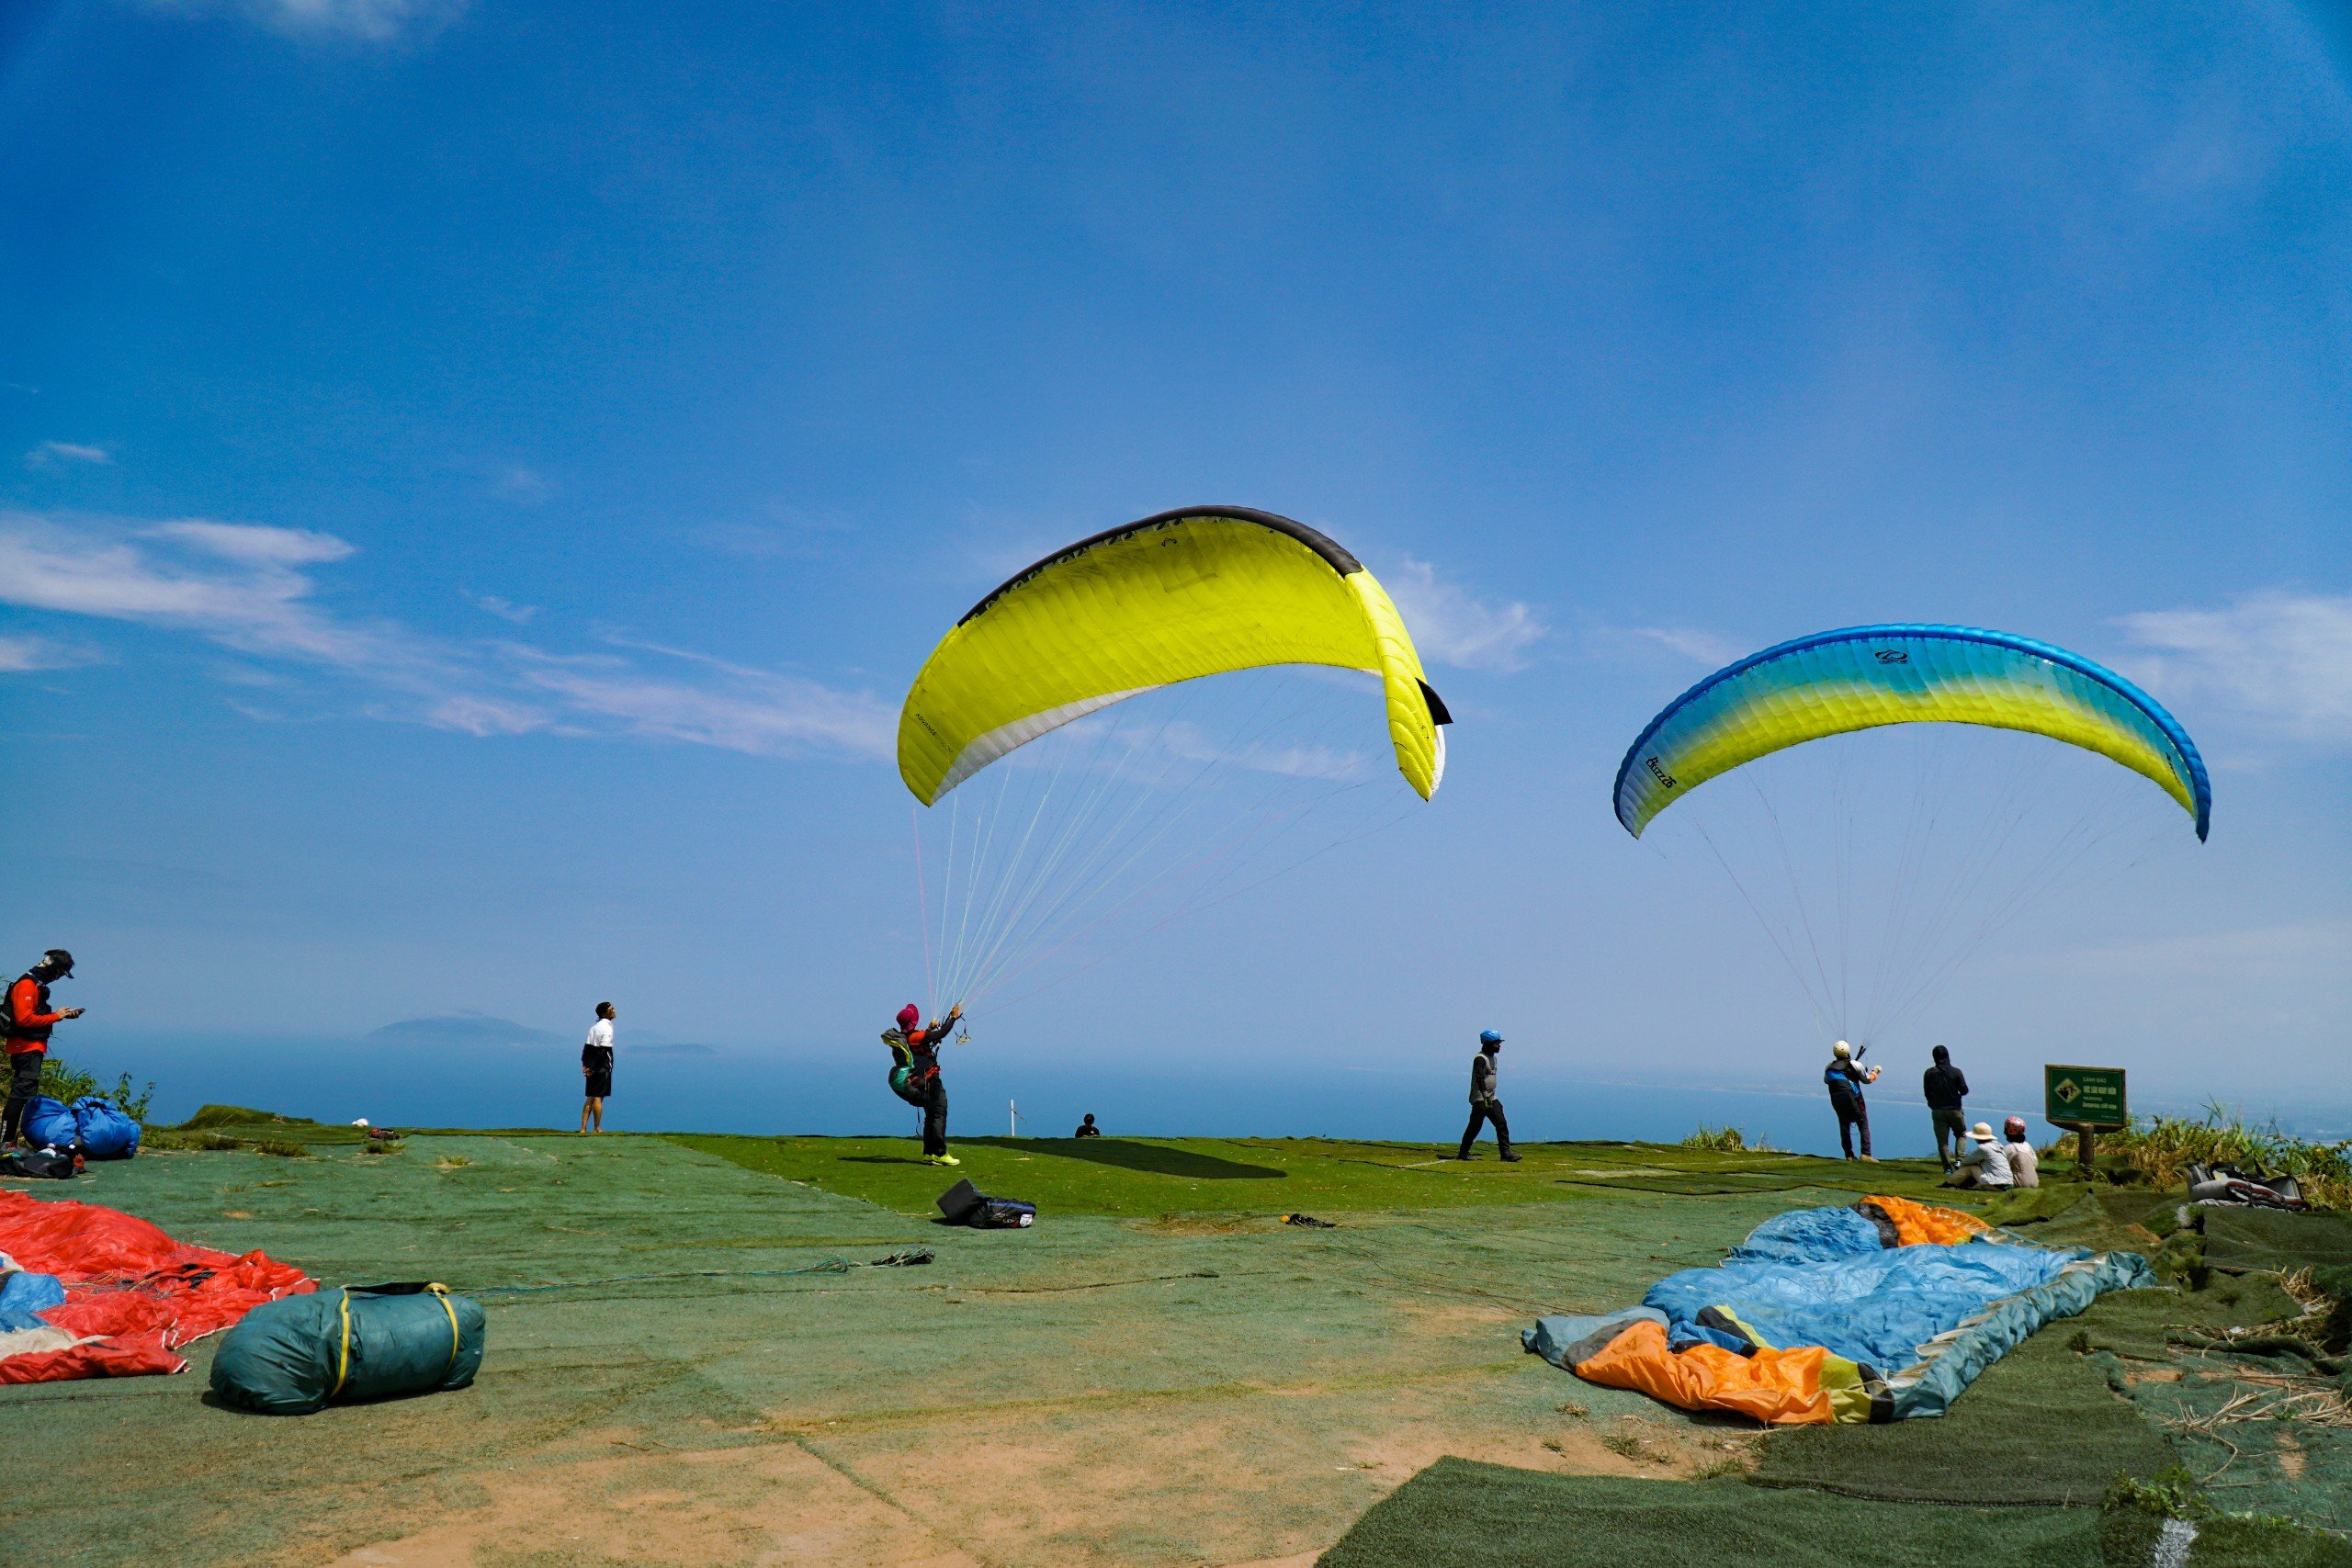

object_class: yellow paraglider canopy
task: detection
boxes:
[899,507,1449,805]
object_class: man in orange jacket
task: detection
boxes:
[4,950,82,1149]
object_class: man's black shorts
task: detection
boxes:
[584,1072,613,1099]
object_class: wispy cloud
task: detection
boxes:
[0,633,93,673]
[469,593,537,625]
[1624,626,1738,666]
[490,466,551,505]
[2116,592,2352,747]
[508,646,896,759]
[694,507,860,561]
[1385,557,1547,672]
[26,441,110,468]
[1160,722,1369,782]
[0,511,893,763]
[137,0,465,43]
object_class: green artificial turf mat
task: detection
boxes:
[1752,1290,2177,1506]
[2203,1209,2352,1274]
[2103,1509,2352,1567]
[1317,1459,2098,1566]
[2084,1280,2352,1535]
[14,1134,1862,1567]
[1978,1186,2093,1227]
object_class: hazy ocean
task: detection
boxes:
[65,1032,2351,1159]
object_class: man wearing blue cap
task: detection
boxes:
[1455,1030,1518,1161]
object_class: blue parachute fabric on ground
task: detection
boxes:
[22,1097,76,1150]
[70,1098,141,1159]
[0,1269,67,1331]
[1523,1306,1668,1370]
[1726,1203,1883,1266]
[1645,1239,2077,1371]
[1540,1201,2155,1422]
[1887,1248,2154,1419]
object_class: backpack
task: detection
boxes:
[935,1178,1036,1229]
[0,1146,78,1179]
[72,1097,141,1159]
[22,1096,77,1150]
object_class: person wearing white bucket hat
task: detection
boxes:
[1943,1121,2016,1190]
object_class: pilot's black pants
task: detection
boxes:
[1459,1098,1510,1158]
[2,1050,43,1145]
[921,1077,949,1157]
[1835,1096,1872,1159]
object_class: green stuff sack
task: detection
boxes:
[209,1282,486,1416]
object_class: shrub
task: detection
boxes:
[2094,1102,2351,1210]
[36,1056,155,1123]
[141,1129,244,1152]
[1680,1124,1747,1153]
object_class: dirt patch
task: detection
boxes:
[1128,1214,1269,1236]
[322,1440,987,1568]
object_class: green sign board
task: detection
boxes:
[2045,1065,2127,1131]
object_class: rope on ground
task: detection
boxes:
[959,1269,1224,1295]
[464,1250,933,1296]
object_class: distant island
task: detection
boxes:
[364,1012,566,1048]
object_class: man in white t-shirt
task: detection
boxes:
[2001,1116,2039,1188]
[581,1002,616,1134]
[1943,1122,2014,1190]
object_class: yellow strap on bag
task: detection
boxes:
[427,1282,460,1377]
[329,1284,462,1403]
[331,1290,354,1398]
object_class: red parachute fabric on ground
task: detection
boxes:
[0,1190,312,1383]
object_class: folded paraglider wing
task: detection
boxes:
[1524,1196,2153,1424]
[1611,625,2211,840]
[898,507,1449,805]
[0,1190,312,1384]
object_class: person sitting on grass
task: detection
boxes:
[1942,1122,2015,1190]
[1074,1113,1102,1138]
[892,1001,962,1167]
[2000,1116,2040,1189]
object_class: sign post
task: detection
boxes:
[2045,1065,2127,1176]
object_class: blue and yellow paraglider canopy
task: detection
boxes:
[1612,624,2211,841]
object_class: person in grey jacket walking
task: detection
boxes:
[1455,1030,1519,1162]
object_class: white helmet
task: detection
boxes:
[1832,1040,1852,1059]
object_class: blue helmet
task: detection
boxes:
[1478,1030,1503,1046]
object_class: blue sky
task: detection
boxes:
[3,1,2346,1139]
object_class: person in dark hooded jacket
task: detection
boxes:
[1923,1044,1970,1173]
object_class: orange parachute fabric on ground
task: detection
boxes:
[0,1190,312,1383]
[1862,1194,1991,1247]
[1570,1317,1849,1426]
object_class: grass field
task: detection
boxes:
[670,1131,1971,1216]
[5,1126,2347,1566]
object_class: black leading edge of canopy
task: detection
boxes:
[956,506,1364,626]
